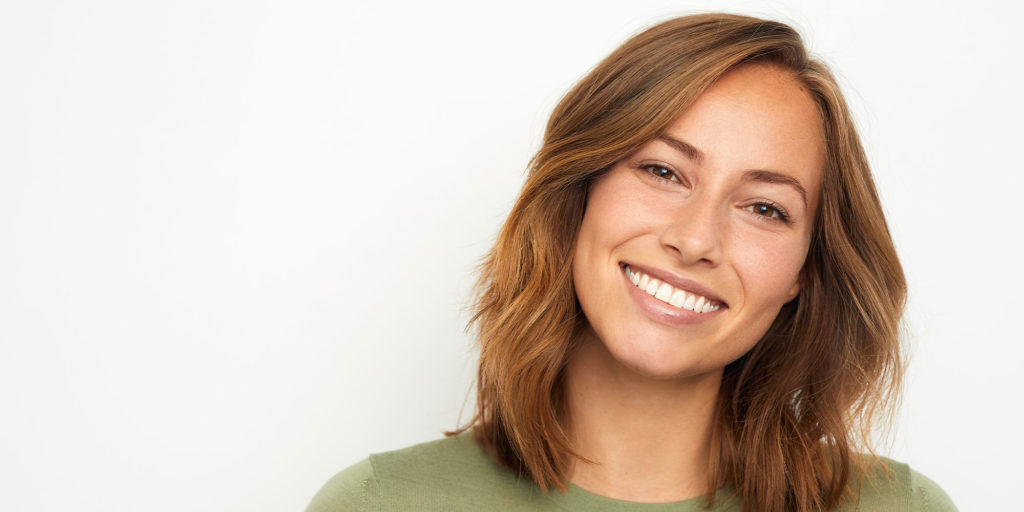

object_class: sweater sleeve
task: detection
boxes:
[908,467,957,512]
[305,458,379,512]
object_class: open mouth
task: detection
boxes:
[623,264,724,314]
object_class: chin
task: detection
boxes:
[609,335,715,381]
[627,362,697,381]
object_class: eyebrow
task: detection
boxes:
[657,135,705,164]
[741,169,808,208]
[657,134,808,208]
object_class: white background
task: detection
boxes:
[1,1,1020,510]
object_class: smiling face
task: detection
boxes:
[571,63,825,380]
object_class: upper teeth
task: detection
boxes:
[625,265,721,314]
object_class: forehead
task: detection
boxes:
[664,63,825,203]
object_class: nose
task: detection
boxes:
[658,196,723,267]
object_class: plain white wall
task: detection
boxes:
[1,1,1020,510]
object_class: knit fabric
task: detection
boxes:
[306,434,956,511]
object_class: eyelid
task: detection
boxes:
[638,161,688,186]
[745,199,792,224]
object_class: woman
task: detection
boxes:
[309,13,956,512]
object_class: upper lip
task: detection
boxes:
[620,261,728,307]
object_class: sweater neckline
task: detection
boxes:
[544,482,738,511]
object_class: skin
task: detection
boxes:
[565,63,825,502]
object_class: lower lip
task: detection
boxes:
[621,265,726,327]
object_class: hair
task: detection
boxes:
[451,13,906,512]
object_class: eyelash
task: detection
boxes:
[745,200,791,224]
[640,164,682,183]
[640,164,792,225]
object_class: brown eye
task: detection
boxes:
[751,204,777,217]
[744,201,791,224]
[643,165,679,182]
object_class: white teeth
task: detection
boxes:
[645,278,660,295]
[624,265,721,314]
[668,289,686,308]
[654,282,673,301]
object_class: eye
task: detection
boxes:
[745,201,792,224]
[641,164,680,183]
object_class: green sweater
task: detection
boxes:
[306,434,957,511]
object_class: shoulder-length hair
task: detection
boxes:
[454,13,905,512]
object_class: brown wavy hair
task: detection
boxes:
[452,13,905,512]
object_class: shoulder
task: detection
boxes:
[305,433,553,512]
[846,455,958,512]
[306,457,377,512]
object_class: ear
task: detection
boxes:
[785,280,800,302]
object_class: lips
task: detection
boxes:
[620,262,727,314]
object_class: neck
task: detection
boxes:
[563,330,722,503]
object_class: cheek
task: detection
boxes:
[733,232,808,306]
[575,174,652,262]
[573,173,652,318]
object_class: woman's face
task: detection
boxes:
[572,63,825,380]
